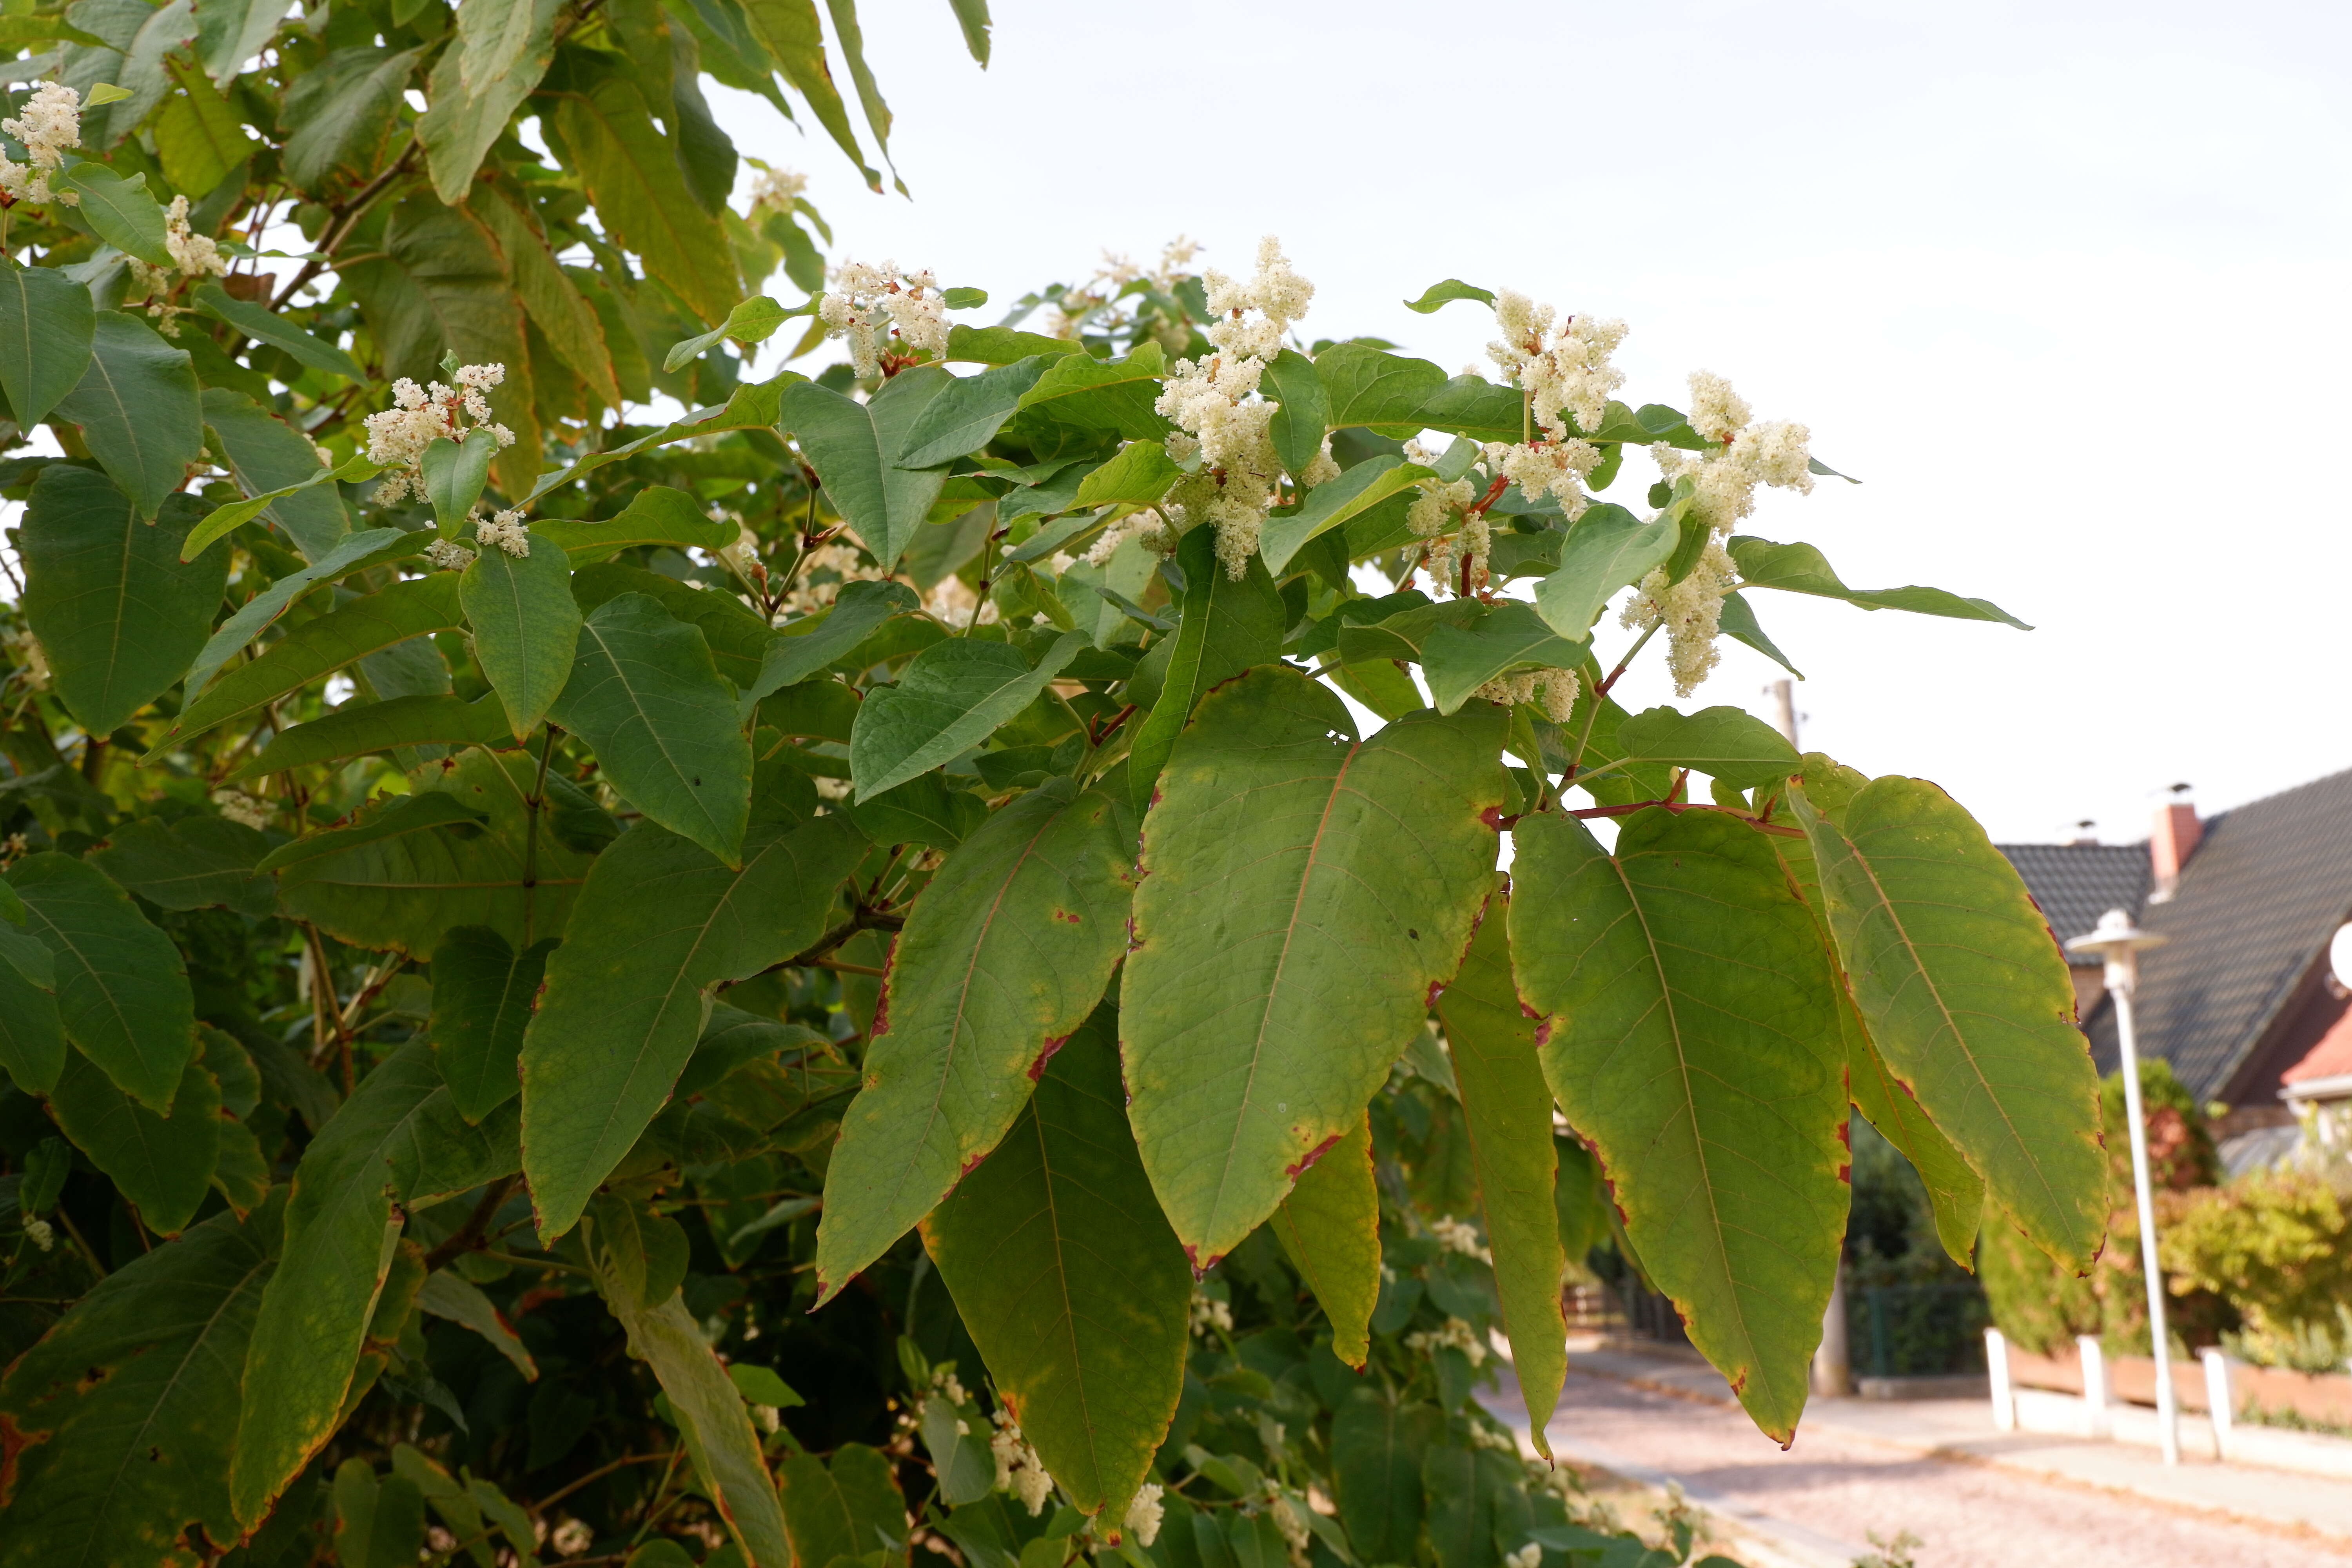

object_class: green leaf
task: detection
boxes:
[923,1009,1191,1523]
[416,1272,537,1383]
[1329,1390,1439,1563]
[815,777,1135,1301]
[1267,1112,1377,1367]
[1123,667,1506,1265]
[195,0,290,83]
[842,771,987,850]
[1786,766,2104,1270]
[0,945,67,1093]
[417,0,561,200]
[461,541,579,740]
[173,573,465,742]
[10,851,196,1112]
[178,452,382,563]
[89,814,272,916]
[1717,590,1802,679]
[740,579,919,716]
[1262,348,1329,479]
[53,311,203,519]
[0,1194,280,1568]
[945,323,1087,365]
[0,15,109,46]
[430,925,558,1124]
[1125,524,1285,812]
[335,1461,427,1568]
[1419,601,1587,715]
[822,0,897,189]
[238,693,515,779]
[279,43,421,187]
[421,430,500,536]
[738,0,881,189]
[231,1042,520,1526]
[848,630,1086,803]
[1510,809,1846,1443]
[662,293,791,373]
[1401,279,1495,314]
[49,1045,221,1234]
[548,592,751,865]
[18,466,223,737]
[192,279,363,382]
[153,55,254,197]
[574,1224,790,1566]
[476,183,619,407]
[1432,908,1565,1451]
[1258,454,1434,575]
[949,0,990,63]
[1530,503,1680,640]
[0,255,95,429]
[201,387,353,561]
[778,1443,907,1568]
[1727,537,2030,629]
[534,486,737,560]
[273,749,594,956]
[779,369,953,567]
[550,70,741,325]
[56,161,171,265]
[896,355,1051,468]
[1316,343,1447,431]
[1071,439,1178,508]
[1608,705,1800,791]
[519,815,864,1237]
[1422,1447,1530,1568]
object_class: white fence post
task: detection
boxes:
[2203,1348,2234,1462]
[1986,1328,2015,1431]
[2078,1335,2110,1439]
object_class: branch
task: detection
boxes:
[774,907,905,973]
[269,136,421,310]
[423,1174,520,1272]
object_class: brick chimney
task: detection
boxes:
[2149,785,2200,902]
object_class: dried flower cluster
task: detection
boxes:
[818,261,949,377]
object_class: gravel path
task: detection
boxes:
[1532,1368,2352,1568]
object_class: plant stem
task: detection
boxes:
[532,1451,671,1512]
[423,1174,520,1271]
[521,725,556,945]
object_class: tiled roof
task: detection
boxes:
[1996,843,2151,962]
[2283,1009,2352,1089]
[2085,768,2352,1102]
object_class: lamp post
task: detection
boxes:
[2067,907,2179,1465]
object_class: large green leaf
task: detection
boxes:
[0,1194,280,1568]
[230,1042,520,1527]
[430,925,559,1124]
[1422,1446,1532,1568]
[461,541,580,740]
[48,1046,221,1235]
[519,815,864,1237]
[814,776,1134,1301]
[1267,1111,1378,1367]
[1329,1389,1440,1564]
[475,183,620,406]
[548,592,751,865]
[55,162,171,265]
[1419,600,1586,716]
[1262,348,1330,479]
[581,1201,792,1568]
[1786,766,2104,1270]
[1432,907,1564,1448]
[549,70,739,325]
[191,280,366,384]
[897,354,1050,468]
[777,370,953,568]
[777,1444,906,1568]
[1727,536,2029,629]
[18,466,223,737]
[1510,809,1846,1443]
[922,1009,1191,1523]
[1530,503,1680,640]
[182,528,417,697]
[1316,343,1447,431]
[738,0,880,189]
[417,0,561,200]
[175,573,465,741]
[237,693,514,779]
[1608,704,1800,791]
[847,630,1086,802]
[0,254,95,428]
[1071,439,1179,509]
[273,748,593,956]
[278,43,420,188]
[740,579,918,715]
[53,311,203,520]
[1125,524,1286,811]
[0,945,67,1093]
[202,387,352,561]
[1258,454,1434,575]
[534,485,737,561]
[1123,666,1506,1265]
[10,851,195,1112]
[89,815,272,916]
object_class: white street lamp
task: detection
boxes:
[2067,907,2179,1465]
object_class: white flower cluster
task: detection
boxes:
[1504,1543,1541,1568]
[989,1412,1056,1516]
[747,164,807,216]
[474,508,531,558]
[818,261,949,377]
[0,83,80,206]
[922,572,1000,631]
[4,626,49,691]
[1621,370,1813,695]
[1123,1482,1165,1547]
[21,1215,54,1252]
[1429,1213,1494,1263]
[1472,667,1579,723]
[423,539,477,572]
[1265,1485,1313,1568]
[1404,1315,1489,1367]
[1405,466,1487,598]
[930,1362,970,1406]
[1082,508,1181,566]
[778,538,886,617]
[1487,291,1627,440]
[1189,1291,1234,1337]
[1484,436,1602,515]
[1156,236,1314,579]
[210,789,272,829]
[363,364,516,507]
[548,1517,593,1557]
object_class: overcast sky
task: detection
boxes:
[711,0,2352,844]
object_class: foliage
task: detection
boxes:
[0,4,2107,1564]
[2163,1171,2352,1371]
